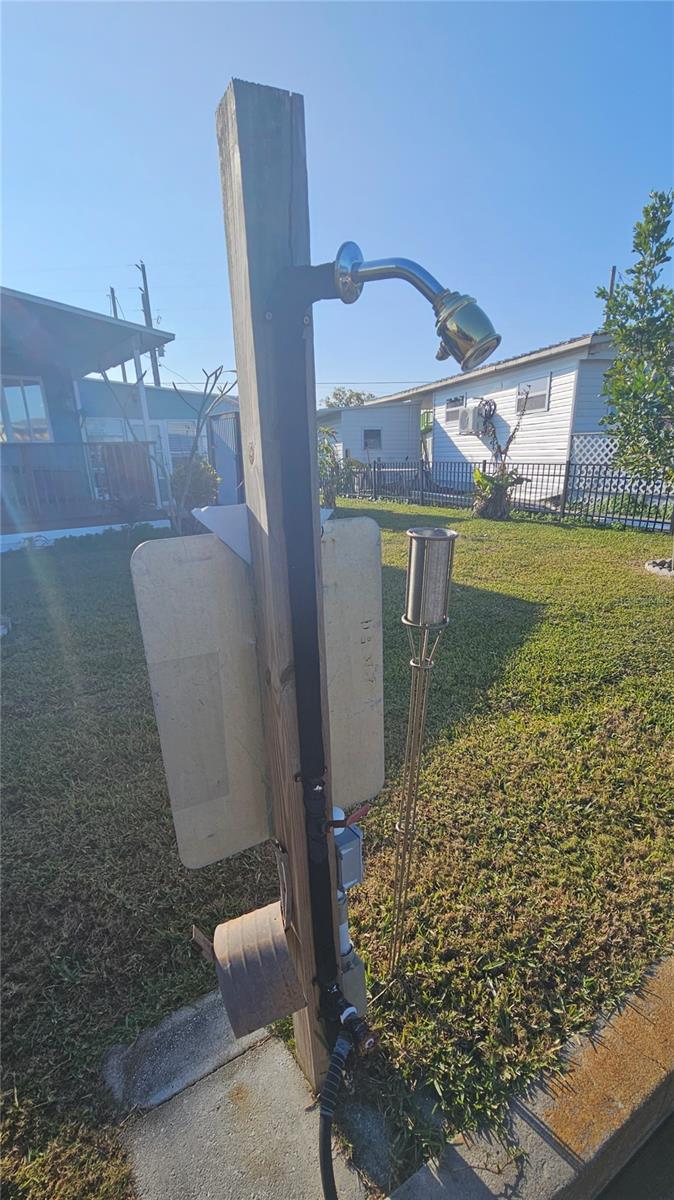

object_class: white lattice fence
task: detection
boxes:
[571,434,615,466]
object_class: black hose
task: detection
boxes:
[319,1033,352,1200]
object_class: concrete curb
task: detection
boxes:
[103,989,268,1109]
[390,956,674,1199]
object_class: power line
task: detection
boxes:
[157,374,432,387]
[7,262,222,274]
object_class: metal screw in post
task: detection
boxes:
[388,528,458,977]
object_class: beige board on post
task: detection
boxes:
[131,515,384,869]
[321,516,385,812]
[131,533,270,868]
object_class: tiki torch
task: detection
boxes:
[388,527,458,976]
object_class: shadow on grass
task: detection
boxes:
[336,1045,529,1197]
[337,501,475,535]
[381,564,544,773]
[337,501,544,765]
[331,522,543,1192]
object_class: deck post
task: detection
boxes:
[216,79,339,1090]
[132,338,162,509]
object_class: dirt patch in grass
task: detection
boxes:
[2,509,673,1196]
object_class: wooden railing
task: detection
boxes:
[1,441,158,533]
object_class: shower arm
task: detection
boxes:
[351,257,444,307]
[276,245,445,312]
[274,240,501,371]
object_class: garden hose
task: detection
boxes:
[319,1032,353,1200]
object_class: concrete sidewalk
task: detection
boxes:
[123,1036,365,1200]
[106,958,674,1200]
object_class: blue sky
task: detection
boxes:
[2,2,672,399]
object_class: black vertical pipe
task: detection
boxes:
[270,273,338,990]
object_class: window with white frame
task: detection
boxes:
[1,378,51,442]
[445,393,466,422]
[363,428,382,451]
[516,375,550,414]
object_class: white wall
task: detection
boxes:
[432,352,582,465]
[339,401,421,461]
[572,358,612,434]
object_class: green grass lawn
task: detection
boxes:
[2,507,673,1197]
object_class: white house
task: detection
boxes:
[317,391,430,463]
[366,332,614,468]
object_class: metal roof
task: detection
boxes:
[362,333,609,406]
[1,286,175,378]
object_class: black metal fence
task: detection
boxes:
[328,459,674,533]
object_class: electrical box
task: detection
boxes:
[334,823,364,891]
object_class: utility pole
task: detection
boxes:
[609,264,617,298]
[136,260,161,387]
[217,80,341,1089]
[109,287,128,382]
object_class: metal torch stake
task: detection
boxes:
[388,528,457,977]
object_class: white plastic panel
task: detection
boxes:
[131,534,269,868]
[131,516,384,868]
[321,517,384,811]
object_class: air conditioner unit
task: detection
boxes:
[459,405,482,436]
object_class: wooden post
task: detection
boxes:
[216,79,338,1090]
[132,338,162,509]
[109,288,128,382]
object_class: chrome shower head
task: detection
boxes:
[433,291,501,371]
[334,242,501,371]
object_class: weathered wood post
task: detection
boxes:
[216,79,339,1089]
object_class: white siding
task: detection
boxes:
[432,353,582,465]
[340,401,421,461]
[572,358,612,434]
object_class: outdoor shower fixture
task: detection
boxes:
[389,528,458,975]
[333,242,501,370]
